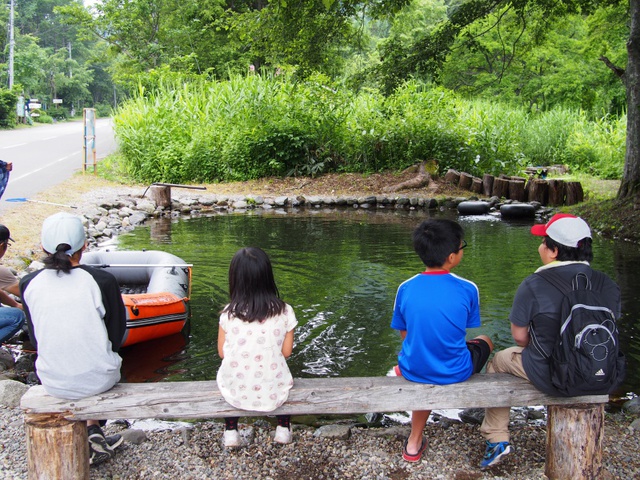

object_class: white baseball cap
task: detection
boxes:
[41,212,86,255]
[530,213,591,248]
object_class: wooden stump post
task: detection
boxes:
[527,179,549,205]
[444,169,460,185]
[548,179,566,206]
[508,180,526,202]
[25,414,88,479]
[565,182,584,205]
[149,185,172,209]
[482,174,494,197]
[546,404,604,479]
[471,177,483,194]
[492,177,510,198]
[458,172,474,190]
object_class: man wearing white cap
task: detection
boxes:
[478,213,622,469]
[19,212,127,466]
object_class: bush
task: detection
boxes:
[112,74,626,183]
[32,111,54,124]
[49,108,69,121]
[0,89,18,128]
[94,103,113,118]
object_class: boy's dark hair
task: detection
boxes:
[223,247,286,323]
[412,219,464,268]
[543,236,593,263]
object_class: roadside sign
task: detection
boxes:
[52,99,63,104]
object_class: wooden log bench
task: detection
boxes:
[20,374,608,479]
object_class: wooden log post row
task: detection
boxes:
[21,374,608,480]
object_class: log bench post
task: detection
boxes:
[25,413,89,479]
[20,375,607,480]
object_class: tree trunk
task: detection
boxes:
[482,174,494,197]
[614,0,640,200]
[546,404,604,479]
[548,179,566,206]
[383,162,430,193]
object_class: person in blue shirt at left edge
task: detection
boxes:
[391,219,494,463]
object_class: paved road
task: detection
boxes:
[0,118,117,211]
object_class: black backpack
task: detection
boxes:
[536,269,626,396]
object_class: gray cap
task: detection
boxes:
[41,212,86,255]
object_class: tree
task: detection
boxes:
[378,0,640,201]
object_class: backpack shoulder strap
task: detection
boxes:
[536,267,605,294]
[535,268,571,295]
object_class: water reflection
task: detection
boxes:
[115,209,640,396]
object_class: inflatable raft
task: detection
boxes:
[81,250,192,348]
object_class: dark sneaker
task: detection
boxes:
[480,440,511,468]
[87,425,115,458]
[89,445,111,466]
[105,434,124,450]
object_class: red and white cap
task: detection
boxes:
[530,213,591,248]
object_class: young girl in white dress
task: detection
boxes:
[216,247,298,447]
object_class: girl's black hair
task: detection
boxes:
[43,243,74,274]
[412,219,464,267]
[544,236,593,263]
[223,247,286,323]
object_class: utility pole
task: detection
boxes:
[9,0,15,88]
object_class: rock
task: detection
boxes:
[624,397,640,415]
[0,380,29,407]
[0,349,14,371]
[128,212,148,226]
[313,424,351,440]
[121,429,148,444]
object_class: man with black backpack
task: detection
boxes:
[478,213,625,469]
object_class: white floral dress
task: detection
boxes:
[216,304,297,412]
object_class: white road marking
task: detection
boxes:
[0,143,27,149]
[8,152,81,183]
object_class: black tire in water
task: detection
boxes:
[457,201,490,215]
[499,203,536,219]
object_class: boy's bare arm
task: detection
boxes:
[511,324,530,347]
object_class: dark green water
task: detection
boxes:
[116,208,640,396]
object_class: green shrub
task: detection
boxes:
[0,89,18,128]
[49,108,69,121]
[112,73,626,183]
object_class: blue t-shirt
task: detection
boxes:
[390,271,481,384]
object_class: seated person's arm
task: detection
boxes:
[511,324,529,347]
[3,281,20,298]
[0,288,21,309]
[398,330,407,340]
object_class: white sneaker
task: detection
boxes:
[223,429,241,448]
[274,426,292,444]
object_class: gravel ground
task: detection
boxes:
[1,404,639,479]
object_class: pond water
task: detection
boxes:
[116,208,640,397]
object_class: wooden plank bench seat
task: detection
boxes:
[20,374,608,479]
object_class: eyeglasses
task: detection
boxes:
[456,240,468,252]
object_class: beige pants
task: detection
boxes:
[479,346,529,443]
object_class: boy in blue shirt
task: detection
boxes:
[391,218,493,462]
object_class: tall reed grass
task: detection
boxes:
[113,74,626,183]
